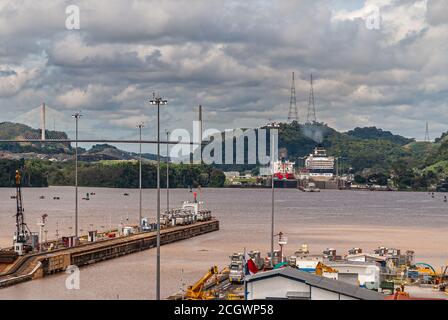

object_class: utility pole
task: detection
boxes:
[149,93,167,300]
[336,157,339,177]
[72,111,82,239]
[166,130,170,212]
[137,122,145,228]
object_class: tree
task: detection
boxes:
[209,169,225,187]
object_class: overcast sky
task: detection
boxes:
[0,0,447,152]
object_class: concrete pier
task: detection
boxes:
[0,219,219,288]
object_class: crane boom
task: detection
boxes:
[185,266,218,300]
[14,169,30,254]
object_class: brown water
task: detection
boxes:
[0,187,447,299]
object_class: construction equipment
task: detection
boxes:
[433,266,448,290]
[391,283,410,299]
[315,262,338,276]
[413,262,437,276]
[185,266,218,300]
[13,170,32,255]
[229,253,245,284]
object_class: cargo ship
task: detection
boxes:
[272,159,298,188]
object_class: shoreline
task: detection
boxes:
[1,185,445,192]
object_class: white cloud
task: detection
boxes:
[55,84,112,109]
[0,64,41,97]
[109,114,152,129]
[0,0,446,142]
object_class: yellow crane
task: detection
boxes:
[185,266,218,300]
[315,262,338,276]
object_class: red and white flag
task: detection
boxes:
[244,251,258,275]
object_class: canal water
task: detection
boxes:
[0,187,447,299]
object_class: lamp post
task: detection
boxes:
[137,122,145,228]
[149,93,167,300]
[166,130,170,212]
[270,137,276,268]
[72,111,82,239]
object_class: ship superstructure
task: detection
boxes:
[305,146,334,181]
[272,159,298,188]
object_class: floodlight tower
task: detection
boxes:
[72,111,83,239]
[149,93,167,301]
[137,122,145,228]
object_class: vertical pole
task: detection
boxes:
[243,247,247,299]
[270,137,275,268]
[41,103,46,140]
[75,116,78,239]
[156,101,161,300]
[166,131,170,212]
[139,125,142,228]
[336,157,339,177]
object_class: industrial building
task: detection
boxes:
[244,267,384,300]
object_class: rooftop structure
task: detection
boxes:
[245,267,384,300]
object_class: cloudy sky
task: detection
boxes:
[0,0,447,152]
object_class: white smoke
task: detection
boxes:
[302,124,324,143]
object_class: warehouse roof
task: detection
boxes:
[245,267,385,300]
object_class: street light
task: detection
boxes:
[166,130,170,212]
[149,93,167,301]
[137,122,145,229]
[270,136,276,268]
[72,111,83,239]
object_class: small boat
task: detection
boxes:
[82,193,90,200]
[39,195,45,199]
[10,195,16,199]
[299,182,320,192]
[123,193,129,196]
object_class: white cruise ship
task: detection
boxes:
[304,146,335,181]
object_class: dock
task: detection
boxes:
[0,219,219,288]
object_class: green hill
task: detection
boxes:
[346,127,414,146]
[0,122,70,154]
[273,122,414,174]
